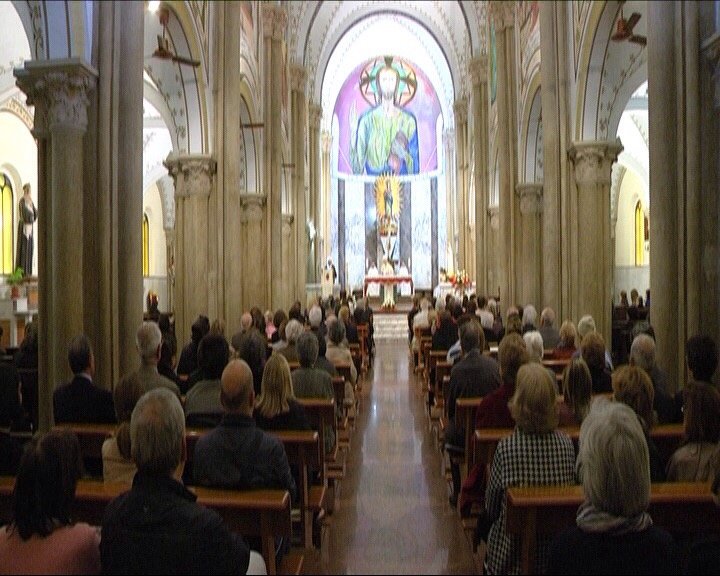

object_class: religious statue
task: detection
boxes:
[325,257,337,284]
[349,60,420,175]
[380,258,395,276]
[16,183,37,277]
[383,178,394,217]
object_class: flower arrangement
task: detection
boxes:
[448,269,471,289]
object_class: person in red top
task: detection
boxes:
[460,333,530,523]
[474,333,529,429]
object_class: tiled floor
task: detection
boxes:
[303,341,476,574]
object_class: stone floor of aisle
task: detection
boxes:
[303,340,476,574]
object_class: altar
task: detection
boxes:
[364,274,413,297]
[433,281,476,302]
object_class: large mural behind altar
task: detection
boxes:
[329,56,447,291]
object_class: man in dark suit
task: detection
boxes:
[53,334,116,424]
[445,319,501,506]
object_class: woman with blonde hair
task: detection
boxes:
[558,358,593,425]
[484,363,576,574]
[254,354,311,431]
[554,320,578,359]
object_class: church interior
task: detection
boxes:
[1,0,720,574]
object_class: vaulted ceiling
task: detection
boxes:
[287,1,487,109]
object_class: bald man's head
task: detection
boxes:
[220,359,255,415]
[240,312,253,331]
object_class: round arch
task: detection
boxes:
[575,0,648,141]
[520,78,543,183]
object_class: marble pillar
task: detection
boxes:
[15,59,97,431]
[308,104,322,281]
[453,99,468,271]
[443,129,456,272]
[703,26,720,368]
[491,1,519,310]
[290,64,308,304]
[282,214,295,306]
[539,1,568,319]
[261,5,287,310]
[164,154,217,349]
[568,141,622,346]
[470,56,489,296]
[649,1,702,388]
[517,183,543,307]
[320,129,332,270]
[156,176,176,312]
[240,194,267,310]
[488,207,500,298]
[216,0,244,333]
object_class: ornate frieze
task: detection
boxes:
[164,153,217,198]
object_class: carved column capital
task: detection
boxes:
[164,153,217,198]
[489,0,515,31]
[282,214,294,235]
[516,183,543,214]
[239,193,266,223]
[453,98,468,124]
[469,56,488,85]
[289,64,307,93]
[309,103,323,130]
[261,5,287,41]
[15,58,97,134]
[568,140,624,187]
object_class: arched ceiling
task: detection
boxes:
[0,2,31,101]
[287,1,487,107]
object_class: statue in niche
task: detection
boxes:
[16,183,37,277]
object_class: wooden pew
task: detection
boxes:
[357,324,369,370]
[473,423,685,474]
[447,398,484,488]
[542,358,571,376]
[0,476,300,575]
[56,422,326,552]
[505,482,720,575]
[348,343,362,383]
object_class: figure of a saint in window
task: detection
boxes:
[350,59,420,176]
[16,183,36,276]
[383,178,394,217]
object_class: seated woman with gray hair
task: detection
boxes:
[548,399,675,574]
[484,363,576,574]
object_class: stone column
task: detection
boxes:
[470,56,489,296]
[516,183,543,306]
[262,5,287,310]
[216,0,244,332]
[704,25,720,367]
[156,176,176,311]
[15,59,97,431]
[240,194,267,309]
[444,129,456,271]
[291,65,308,304]
[454,99,468,270]
[320,128,332,270]
[539,1,569,318]
[491,1,519,309]
[488,207,500,297]
[164,154,217,348]
[282,214,295,306]
[308,104,322,281]
[568,141,622,345]
[116,2,145,378]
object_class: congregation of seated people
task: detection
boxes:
[406,290,720,573]
[0,293,374,574]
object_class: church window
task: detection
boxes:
[142,213,149,277]
[635,201,644,266]
[0,174,14,275]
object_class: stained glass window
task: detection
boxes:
[0,174,14,274]
[142,213,149,277]
[635,201,644,266]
